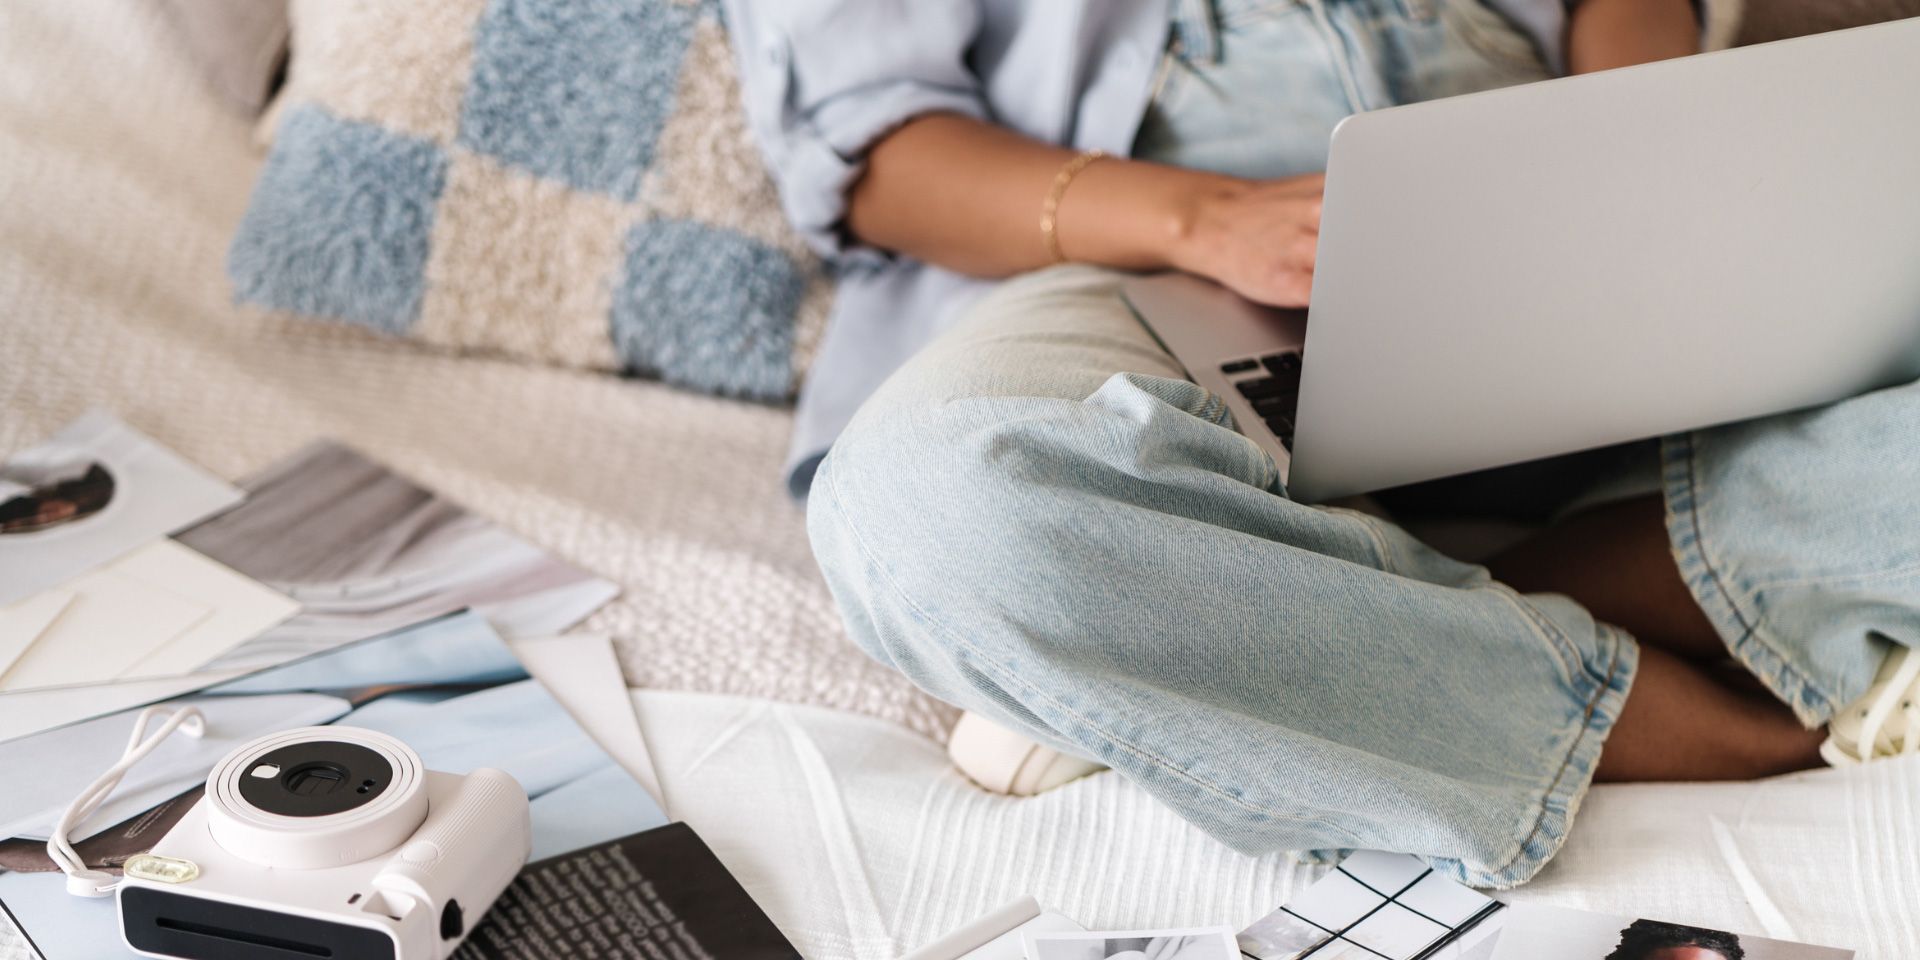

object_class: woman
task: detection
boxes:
[724,0,1920,886]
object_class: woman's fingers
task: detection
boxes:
[1170,172,1326,308]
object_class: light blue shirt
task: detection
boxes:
[721,0,1575,495]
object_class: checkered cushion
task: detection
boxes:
[229,0,830,401]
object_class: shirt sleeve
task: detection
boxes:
[720,0,990,261]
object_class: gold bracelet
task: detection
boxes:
[1040,149,1108,264]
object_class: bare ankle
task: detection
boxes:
[1597,645,1821,782]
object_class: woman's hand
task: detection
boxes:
[846,113,1326,301]
[1167,174,1326,308]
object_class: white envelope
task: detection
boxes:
[112,541,301,679]
[0,540,299,693]
[0,567,207,690]
[0,589,73,677]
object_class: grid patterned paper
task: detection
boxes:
[1238,852,1505,960]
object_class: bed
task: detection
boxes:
[0,2,1912,956]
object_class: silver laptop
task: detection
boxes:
[1123,19,1920,504]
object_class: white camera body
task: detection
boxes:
[117,726,531,960]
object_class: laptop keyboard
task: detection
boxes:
[1219,351,1302,448]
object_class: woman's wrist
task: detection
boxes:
[1158,174,1251,276]
[1060,159,1247,273]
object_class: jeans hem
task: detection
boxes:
[1661,433,1837,727]
[1438,623,1638,889]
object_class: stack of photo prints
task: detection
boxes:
[956,845,1855,960]
[0,413,799,959]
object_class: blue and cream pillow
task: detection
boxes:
[230,0,829,401]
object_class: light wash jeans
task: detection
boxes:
[807,0,1920,887]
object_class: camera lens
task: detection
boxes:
[238,741,394,817]
[207,727,431,869]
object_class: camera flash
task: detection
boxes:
[250,764,282,779]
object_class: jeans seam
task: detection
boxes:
[1480,623,1632,884]
[1484,584,1587,687]
[1343,509,1401,575]
[820,458,1368,842]
[1680,435,1762,643]
[1666,433,1835,723]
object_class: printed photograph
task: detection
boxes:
[0,412,241,606]
[1026,928,1241,960]
[0,460,112,536]
[177,441,619,673]
[1239,852,1506,960]
[0,439,617,746]
[1489,905,1855,960]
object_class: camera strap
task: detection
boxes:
[50,704,206,898]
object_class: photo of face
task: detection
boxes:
[1605,920,1746,960]
[0,461,113,534]
[1491,905,1853,960]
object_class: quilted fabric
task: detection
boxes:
[228,0,831,401]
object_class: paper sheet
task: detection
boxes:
[0,411,242,606]
[0,692,352,843]
[0,443,615,745]
[509,633,662,810]
[0,568,206,690]
[0,540,299,693]
[0,592,71,679]
[109,540,300,679]
[0,669,248,746]
[902,897,1088,960]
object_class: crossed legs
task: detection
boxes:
[1488,495,1825,781]
[808,264,1917,884]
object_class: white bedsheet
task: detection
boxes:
[1,2,1913,958]
[637,690,1914,960]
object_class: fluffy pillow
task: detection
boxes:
[229,0,829,401]
[151,0,290,115]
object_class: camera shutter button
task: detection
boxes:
[401,840,443,865]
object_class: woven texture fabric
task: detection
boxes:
[634,690,1919,959]
[229,0,832,401]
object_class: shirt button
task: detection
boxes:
[765,43,786,67]
[1114,45,1143,70]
